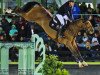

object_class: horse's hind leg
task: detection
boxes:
[72,39,88,67]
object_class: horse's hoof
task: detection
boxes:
[82,61,88,67]
[79,62,84,68]
[79,65,84,68]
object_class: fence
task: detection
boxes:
[0,34,45,75]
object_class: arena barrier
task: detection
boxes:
[0,34,45,75]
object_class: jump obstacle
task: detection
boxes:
[0,34,46,75]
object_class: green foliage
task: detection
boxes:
[42,55,70,75]
[55,69,62,75]
[62,69,70,75]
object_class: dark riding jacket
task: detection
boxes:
[57,2,72,20]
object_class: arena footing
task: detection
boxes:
[64,65,100,75]
[9,64,100,75]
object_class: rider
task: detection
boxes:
[56,0,80,37]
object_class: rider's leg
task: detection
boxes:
[56,14,65,37]
[63,15,72,22]
[56,14,65,26]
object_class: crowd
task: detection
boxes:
[0,15,38,42]
[1,1,99,62]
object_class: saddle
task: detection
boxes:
[49,16,70,38]
[49,16,70,31]
[49,16,60,31]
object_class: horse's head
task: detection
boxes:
[13,1,53,21]
[83,21,94,34]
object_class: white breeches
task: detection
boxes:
[56,14,69,26]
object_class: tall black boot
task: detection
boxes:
[58,26,65,38]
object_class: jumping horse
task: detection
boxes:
[14,1,94,68]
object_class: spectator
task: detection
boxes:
[95,16,100,26]
[80,2,87,14]
[25,22,32,38]
[87,4,93,14]
[0,27,6,41]
[10,20,19,30]
[1,17,11,40]
[9,25,18,39]
[92,33,99,46]
[80,2,88,20]
[82,32,91,43]
[90,33,100,58]
[17,17,26,29]
[76,32,83,44]
[18,25,26,41]
[9,47,18,62]
[85,40,91,49]
[97,3,100,14]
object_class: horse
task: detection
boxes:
[14,1,94,68]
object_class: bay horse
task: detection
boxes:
[14,1,94,68]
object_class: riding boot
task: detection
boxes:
[58,26,65,37]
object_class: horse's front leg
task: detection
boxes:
[72,39,88,67]
[65,42,84,68]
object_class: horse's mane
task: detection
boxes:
[21,1,41,12]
